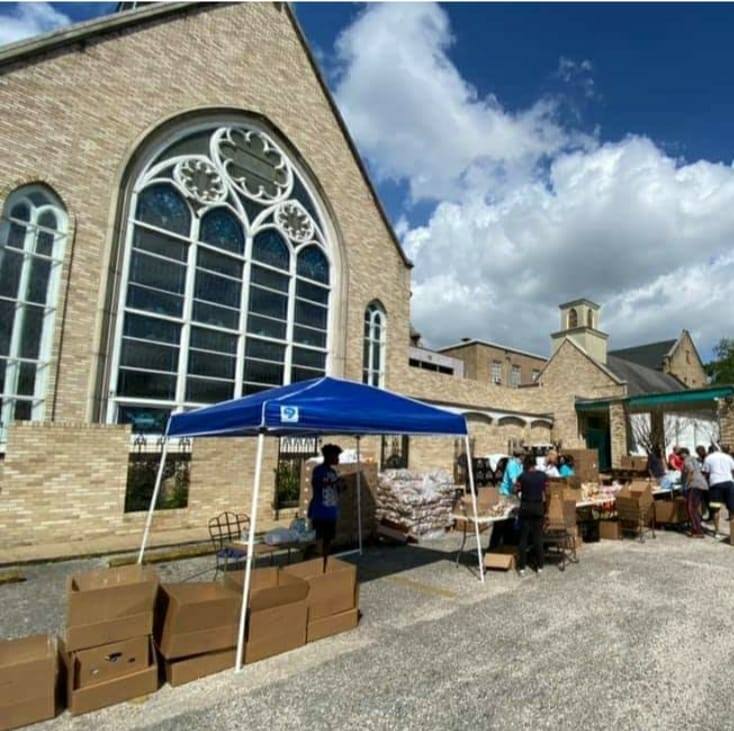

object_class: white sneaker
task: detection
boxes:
[518,569,526,576]
[537,568,543,574]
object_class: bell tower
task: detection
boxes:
[551,299,608,363]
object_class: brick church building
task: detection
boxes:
[0,3,731,555]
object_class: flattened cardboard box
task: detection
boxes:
[155,583,241,660]
[307,608,359,643]
[0,634,59,730]
[73,635,149,689]
[61,637,158,716]
[66,565,158,652]
[224,568,308,664]
[282,558,358,620]
[164,649,235,687]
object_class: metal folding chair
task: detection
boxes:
[208,511,250,579]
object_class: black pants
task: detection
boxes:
[518,515,544,570]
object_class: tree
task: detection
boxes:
[706,338,734,385]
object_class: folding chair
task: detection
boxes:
[543,497,578,571]
[208,511,250,579]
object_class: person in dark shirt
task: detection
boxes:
[514,454,548,575]
[647,446,666,480]
[308,444,345,560]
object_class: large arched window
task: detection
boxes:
[0,185,67,440]
[363,302,386,388]
[108,121,332,430]
[568,308,578,329]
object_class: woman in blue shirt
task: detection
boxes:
[308,443,345,559]
[558,455,575,478]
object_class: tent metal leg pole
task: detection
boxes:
[465,435,485,583]
[137,440,169,565]
[356,436,363,556]
[235,432,266,673]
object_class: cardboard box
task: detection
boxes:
[73,635,150,689]
[654,497,687,524]
[283,558,358,620]
[61,637,158,717]
[563,448,600,483]
[224,568,309,664]
[155,583,241,660]
[599,520,622,540]
[307,609,359,643]
[0,634,58,730]
[163,648,236,687]
[484,549,516,571]
[66,565,158,652]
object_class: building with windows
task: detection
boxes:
[0,2,731,555]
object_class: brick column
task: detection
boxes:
[719,399,734,447]
[609,403,628,469]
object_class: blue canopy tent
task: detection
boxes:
[136,376,484,671]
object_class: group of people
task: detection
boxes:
[499,449,574,497]
[648,443,734,538]
[494,449,575,575]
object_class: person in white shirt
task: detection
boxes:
[702,445,734,534]
[544,450,561,478]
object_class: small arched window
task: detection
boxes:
[0,185,68,440]
[568,308,578,329]
[587,309,594,329]
[363,302,386,387]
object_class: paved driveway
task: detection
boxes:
[4,529,734,730]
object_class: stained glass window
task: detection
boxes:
[111,121,333,425]
[0,185,67,443]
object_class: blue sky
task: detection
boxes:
[2,2,734,358]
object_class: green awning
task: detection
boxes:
[576,385,734,413]
[626,386,734,409]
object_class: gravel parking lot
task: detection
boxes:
[3,528,734,730]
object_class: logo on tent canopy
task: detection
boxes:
[280,406,300,423]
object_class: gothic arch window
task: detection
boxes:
[363,301,386,388]
[0,185,68,440]
[108,119,333,430]
[568,308,578,329]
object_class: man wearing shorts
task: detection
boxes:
[703,445,734,535]
[308,444,345,559]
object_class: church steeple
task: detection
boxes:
[551,298,608,364]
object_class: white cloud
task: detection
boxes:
[0,3,71,47]
[333,3,734,359]
[334,3,592,203]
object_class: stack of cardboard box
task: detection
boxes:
[300,461,378,547]
[61,565,159,716]
[224,567,310,663]
[155,582,241,687]
[0,635,59,730]
[283,558,359,641]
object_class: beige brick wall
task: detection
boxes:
[0,2,411,425]
[0,421,281,550]
[664,331,708,389]
[533,340,627,449]
[719,400,734,447]
[441,342,546,387]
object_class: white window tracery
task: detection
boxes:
[108,122,332,432]
[0,185,67,442]
[363,302,386,388]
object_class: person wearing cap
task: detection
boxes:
[308,444,345,558]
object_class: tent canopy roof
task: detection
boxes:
[166,376,468,439]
